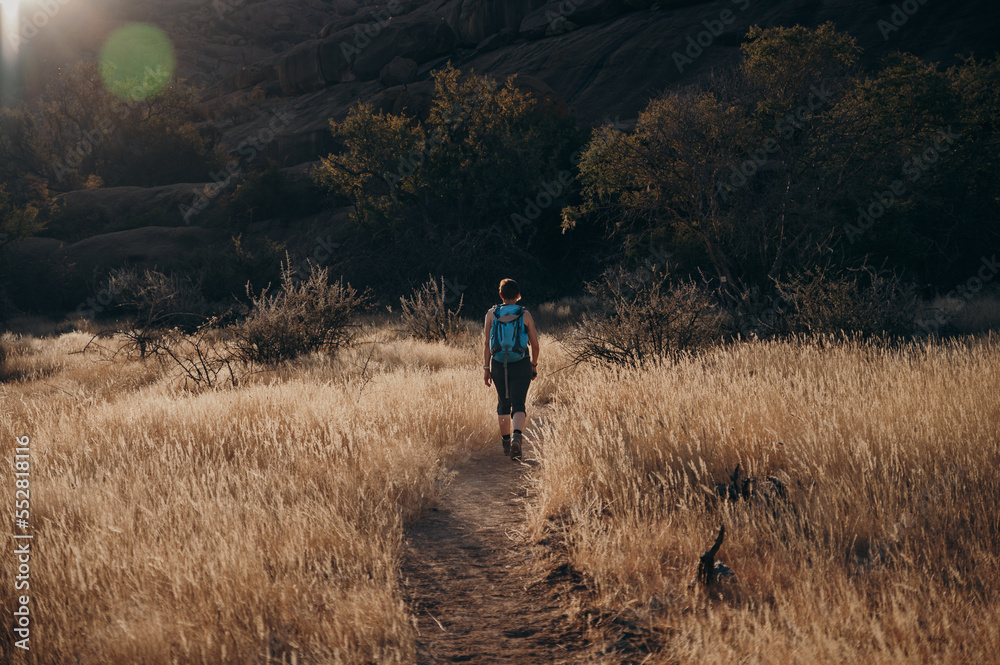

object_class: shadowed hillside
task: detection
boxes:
[1,0,998,318]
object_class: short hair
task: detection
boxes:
[499,278,520,299]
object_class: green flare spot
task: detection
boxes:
[99,24,176,100]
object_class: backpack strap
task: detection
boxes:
[495,304,523,323]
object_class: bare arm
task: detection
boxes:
[524,311,540,367]
[483,310,494,386]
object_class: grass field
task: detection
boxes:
[530,334,1000,664]
[0,326,499,663]
[1,323,998,663]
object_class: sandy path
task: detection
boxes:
[400,439,592,664]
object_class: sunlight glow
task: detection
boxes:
[1,0,19,59]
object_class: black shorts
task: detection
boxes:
[491,356,532,416]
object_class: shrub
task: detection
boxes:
[155,319,243,389]
[567,267,723,366]
[36,62,222,189]
[312,64,582,300]
[774,264,918,336]
[221,165,327,232]
[399,276,466,342]
[101,267,209,359]
[0,185,44,249]
[234,260,368,366]
[194,235,285,305]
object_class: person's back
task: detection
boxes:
[483,279,540,462]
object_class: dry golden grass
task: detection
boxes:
[3,321,998,664]
[0,327,496,663]
[530,334,1000,664]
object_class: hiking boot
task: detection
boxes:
[502,437,511,456]
[510,432,523,462]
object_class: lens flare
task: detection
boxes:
[99,23,176,101]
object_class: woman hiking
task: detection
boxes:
[483,279,540,462]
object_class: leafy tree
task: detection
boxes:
[314,64,581,301]
[36,62,223,189]
[0,186,44,250]
[565,23,988,302]
[565,25,863,292]
[0,107,44,186]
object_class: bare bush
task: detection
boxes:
[728,284,793,339]
[399,276,466,342]
[103,267,209,359]
[233,260,368,366]
[566,268,723,366]
[156,319,243,389]
[774,265,918,336]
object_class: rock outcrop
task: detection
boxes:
[379,57,419,87]
[455,0,545,45]
[57,226,210,276]
[274,9,455,94]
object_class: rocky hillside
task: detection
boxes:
[23,0,1000,165]
[6,0,998,309]
[188,0,1000,163]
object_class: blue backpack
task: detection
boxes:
[490,304,529,363]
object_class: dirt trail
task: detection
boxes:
[400,440,591,664]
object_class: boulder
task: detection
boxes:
[57,226,211,277]
[470,6,735,124]
[426,0,466,40]
[455,0,544,46]
[275,40,328,95]
[318,37,358,86]
[520,0,627,39]
[348,12,458,81]
[319,2,418,39]
[476,27,517,53]
[370,80,436,120]
[275,35,357,95]
[510,74,569,119]
[57,184,214,228]
[379,56,419,87]
[235,65,268,89]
